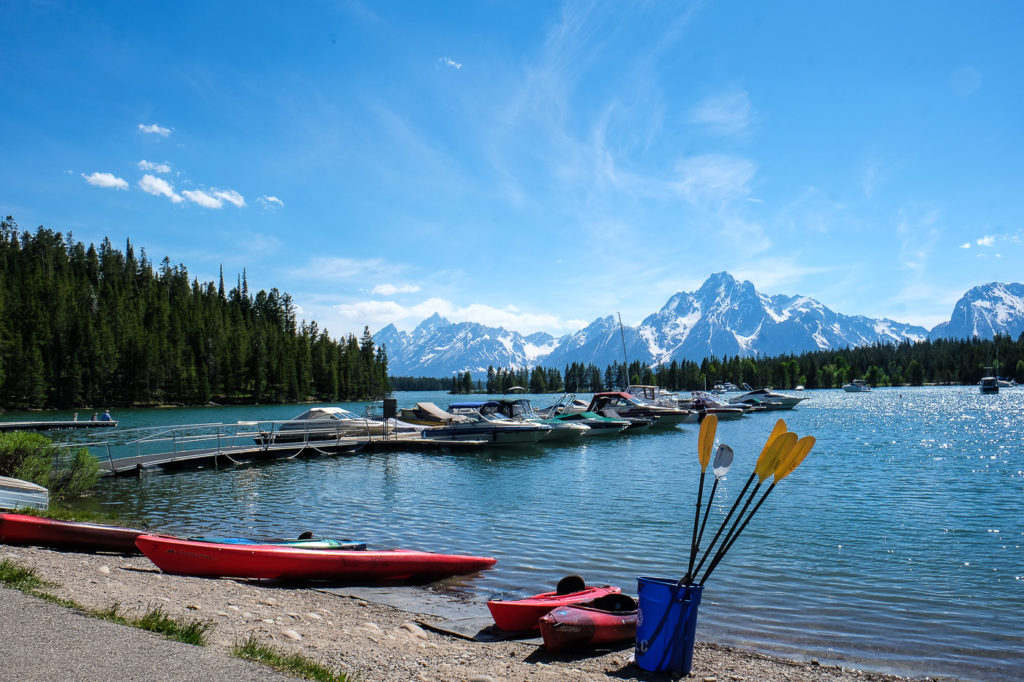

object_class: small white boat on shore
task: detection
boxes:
[0,476,49,511]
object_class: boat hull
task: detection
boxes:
[0,512,144,554]
[538,594,638,653]
[487,585,621,632]
[135,534,496,582]
[422,424,550,445]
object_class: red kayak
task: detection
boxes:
[0,512,144,554]
[135,534,496,582]
[539,592,638,653]
[487,580,622,632]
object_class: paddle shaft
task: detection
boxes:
[684,470,757,584]
[695,477,721,553]
[686,472,707,580]
[700,483,776,585]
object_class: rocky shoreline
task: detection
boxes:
[2,544,933,682]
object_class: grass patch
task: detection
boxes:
[232,635,353,682]
[135,604,212,646]
[0,559,210,646]
[0,558,54,593]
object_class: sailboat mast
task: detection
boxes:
[618,312,629,389]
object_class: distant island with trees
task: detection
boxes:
[3,216,1020,409]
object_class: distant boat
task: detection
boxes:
[843,380,872,393]
[728,387,805,410]
[979,376,999,394]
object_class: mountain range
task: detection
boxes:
[375,273,1024,377]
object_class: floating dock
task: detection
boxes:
[0,420,118,433]
[51,423,492,478]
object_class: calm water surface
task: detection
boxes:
[12,387,1024,680]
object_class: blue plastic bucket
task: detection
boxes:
[635,577,703,674]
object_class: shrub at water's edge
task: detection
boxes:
[0,431,99,498]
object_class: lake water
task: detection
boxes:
[9,387,1023,680]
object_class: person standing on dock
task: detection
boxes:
[73,413,78,421]
[91,413,97,421]
[100,409,112,421]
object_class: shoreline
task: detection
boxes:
[2,544,933,681]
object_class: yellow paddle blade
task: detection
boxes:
[755,419,788,460]
[755,431,797,482]
[774,435,815,482]
[697,414,718,470]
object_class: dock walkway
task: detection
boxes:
[52,421,488,477]
[0,420,117,432]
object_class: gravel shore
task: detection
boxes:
[2,545,934,682]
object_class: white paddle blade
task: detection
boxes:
[712,444,734,478]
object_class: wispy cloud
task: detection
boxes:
[81,171,128,190]
[138,174,183,203]
[673,154,756,205]
[438,57,462,70]
[373,283,421,295]
[331,296,570,335]
[977,235,995,247]
[137,123,171,137]
[291,256,403,283]
[959,242,971,249]
[689,89,754,136]
[138,160,171,173]
[181,188,246,209]
[258,195,284,209]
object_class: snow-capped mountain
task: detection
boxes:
[376,314,556,376]
[929,282,1024,341]
[635,272,929,364]
[376,274,1023,377]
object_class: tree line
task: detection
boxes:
[392,334,1024,394]
[0,218,390,410]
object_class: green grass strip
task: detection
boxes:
[232,635,354,682]
[0,559,210,645]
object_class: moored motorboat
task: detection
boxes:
[842,379,871,392]
[487,581,622,632]
[135,534,496,581]
[728,386,805,410]
[586,392,691,427]
[257,407,386,444]
[0,512,144,554]
[688,391,746,420]
[451,400,590,441]
[421,409,551,445]
[538,592,638,653]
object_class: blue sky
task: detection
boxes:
[2,1,1022,339]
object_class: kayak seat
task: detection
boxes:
[555,574,587,595]
[589,592,638,612]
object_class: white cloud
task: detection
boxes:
[331,296,569,335]
[977,235,995,247]
[439,57,462,70]
[182,189,222,208]
[372,283,421,295]
[294,256,402,282]
[959,242,971,249]
[259,195,284,209]
[137,123,171,137]
[138,160,171,173]
[138,174,183,203]
[689,90,754,135]
[673,154,756,205]
[213,189,245,208]
[81,172,128,190]
[180,188,245,209]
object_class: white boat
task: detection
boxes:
[728,387,805,410]
[449,399,590,441]
[843,380,872,393]
[262,407,388,443]
[421,409,552,445]
[0,476,49,511]
[689,391,747,419]
[979,376,999,394]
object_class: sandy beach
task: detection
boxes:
[0,544,935,682]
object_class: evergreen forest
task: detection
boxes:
[403,334,1024,394]
[0,218,390,410]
